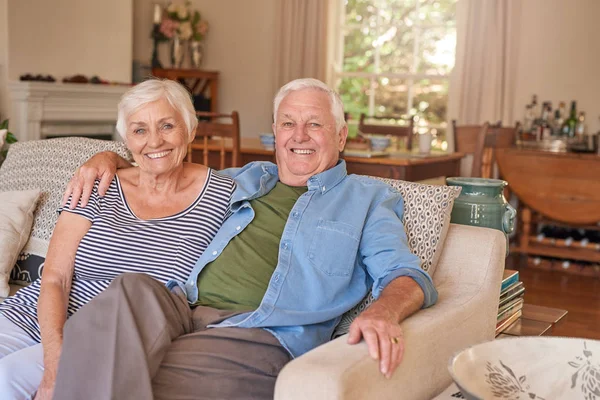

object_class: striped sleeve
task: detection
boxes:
[59,179,103,221]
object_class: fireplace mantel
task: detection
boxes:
[7,81,129,141]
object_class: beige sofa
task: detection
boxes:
[1,218,506,400]
[0,138,506,399]
[275,224,505,400]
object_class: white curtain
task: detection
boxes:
[449,0,522,151]
[273,0,329,89]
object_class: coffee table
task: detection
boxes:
[498,303,568,337]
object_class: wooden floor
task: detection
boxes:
[507,254,600,340]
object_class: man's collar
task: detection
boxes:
[254,159,347,194]
[261,162,279,176]
[305,160,347,194]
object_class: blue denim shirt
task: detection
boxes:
[169,160,438,358]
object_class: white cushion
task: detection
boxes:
[0,189,41,297]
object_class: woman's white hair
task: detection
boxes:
[116,78,198,141]
[273,78,346,133]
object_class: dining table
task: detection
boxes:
[191,137,464,182]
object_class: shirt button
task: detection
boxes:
[273,274,280,282]
[236,226,241,231]
[212,251,218,256]
[322,186,326,192]
[283,242,289,250]
[292,212,299,218]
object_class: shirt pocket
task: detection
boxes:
[308,219,360,277]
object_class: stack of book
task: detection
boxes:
[495,269,525,336]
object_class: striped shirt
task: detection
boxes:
[0,169,235,342]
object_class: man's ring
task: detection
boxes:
[390,337,399,344]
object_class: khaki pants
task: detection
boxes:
[53,273,291,400]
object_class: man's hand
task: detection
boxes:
[347,305,404,379]
[346,276,425,379]
[61,151,126,209]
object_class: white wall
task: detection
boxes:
[133,0,278,138]
[7,0,132,82]
[512,0,600,134]
[0,0,9,120]
[0,0,132,127]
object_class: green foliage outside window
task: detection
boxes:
[338,0,456,147]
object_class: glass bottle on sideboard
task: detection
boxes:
[561,101,578,138]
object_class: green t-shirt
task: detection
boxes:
[195,182,307,311]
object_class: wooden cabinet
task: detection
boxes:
[151,68,219,112]
[496,148,600,268]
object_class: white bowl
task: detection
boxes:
[259,133,275,149]
[449,337,600,400]
[369,136,391,151]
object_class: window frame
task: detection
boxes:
[331,0,457,142]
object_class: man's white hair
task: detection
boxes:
[273,78,346,133]
[116,79,198,141]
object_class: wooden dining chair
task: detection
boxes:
[358,113,415,150]
[452,120,490,177]
[187,111,241,169]
[480,123,519,179]
[453,120,519,178]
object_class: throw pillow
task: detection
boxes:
[0,137,132,284]
[0,189,41,297]
[333,178,461,337]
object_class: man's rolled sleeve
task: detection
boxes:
[372,266,438,308]
[361,184,439,309]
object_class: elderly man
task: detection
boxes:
[53,78,437,400]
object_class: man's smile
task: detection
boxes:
[290,149,316,155]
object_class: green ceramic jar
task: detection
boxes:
[446,177,516,255]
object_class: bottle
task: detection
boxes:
[561,101,577,138]
[552,109,562,136]
[530,95,539,121]
[554,101,567,135]
[523,104,533,132]
[540,104,552,139]
[575,111,586,137]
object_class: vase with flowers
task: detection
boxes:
[151,2,209,69]
[189,17,209,68]
[156,1,206,68]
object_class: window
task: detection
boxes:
[333,0,457,150]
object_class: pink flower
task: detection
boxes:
[197,20,209,36]
[159,18,179,39]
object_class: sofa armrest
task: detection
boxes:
[274,224,506,400]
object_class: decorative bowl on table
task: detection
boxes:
[259,133,275,150]
[449,337,600,400]
[369,136,391,151]
[345,134,371,151]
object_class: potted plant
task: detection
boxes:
[0,119,17,166]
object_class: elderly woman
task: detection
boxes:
[0,79,235,399]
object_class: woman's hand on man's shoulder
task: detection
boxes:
[62,151,124,209]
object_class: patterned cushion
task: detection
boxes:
[0,137,132,284]
[333,178,461,337]
[11,253,45,286]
